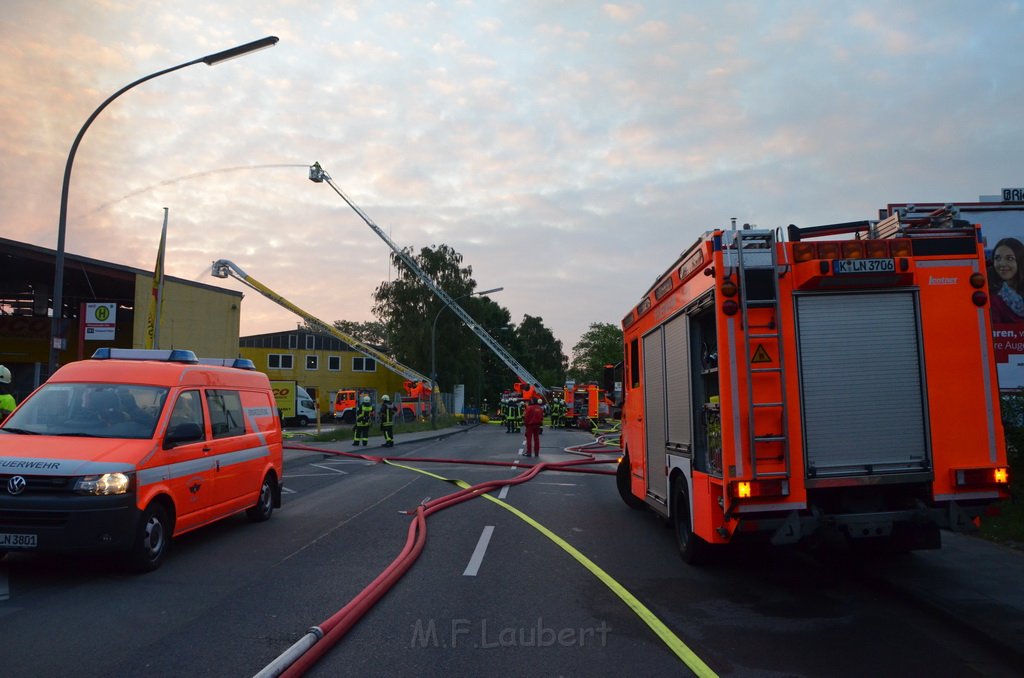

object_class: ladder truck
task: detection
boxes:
[617,211,1011,564]
[210,259,433,419]
[307,162,546,397]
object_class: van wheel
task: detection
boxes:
[129,502,170,573]
[616,453,645,510]
[246,474,275,522]
[672,475,710,565]
[297,416,309,427]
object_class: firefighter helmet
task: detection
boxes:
[0,365,9,384]
[382,395,390,402]
[362,395,370,404]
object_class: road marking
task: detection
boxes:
[462,525,495,576]
[387,460,716,676]
[498,485,510,499]
[0,565,8,601]
[284,462,352,478]
[281,486,297,494]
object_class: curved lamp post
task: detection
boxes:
[48,36,279,376]
[430,287,503,428]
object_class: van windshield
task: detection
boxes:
[0,383,168,439]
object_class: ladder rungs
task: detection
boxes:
[753,402,783,408]
[748,333,778,339]
[751,367,782,373]
[754,435,786,442]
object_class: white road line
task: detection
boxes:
[281,486,297,494]
[0,565,8,602]
[463,525,495,577]
[498,485,510,499]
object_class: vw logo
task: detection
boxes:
[7,475,27,495]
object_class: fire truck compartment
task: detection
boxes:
[795,291,931,480]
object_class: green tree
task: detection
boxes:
[569,322,623,383]
[371,244,475,381]
[514,314,567,389]
[332,319,388,345]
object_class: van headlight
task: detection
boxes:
[74,472,133,495]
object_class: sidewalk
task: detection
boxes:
[282,422,476,457]
[862,531,1024,667]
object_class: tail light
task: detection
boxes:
[865,240,889,258]
[794,243,816,262]
[890,239,912,257]
[817,242,841,259]
[730,479,789,498]
[954,467,1010,488]
[841,241,865,259]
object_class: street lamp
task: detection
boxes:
[47,36,279,377]
[431,287,503,428]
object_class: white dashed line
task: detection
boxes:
[463,526,495,576]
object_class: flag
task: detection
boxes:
[145,209,168,349]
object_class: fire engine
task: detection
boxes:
[617,211,1011,563]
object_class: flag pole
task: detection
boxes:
[145,208,168,349]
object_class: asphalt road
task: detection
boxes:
[0,425,1018,677]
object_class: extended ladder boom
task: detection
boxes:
[308,162,546,394]
[210,259,431,385]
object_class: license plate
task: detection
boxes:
[834,258,895,274]
[0,533,37,549]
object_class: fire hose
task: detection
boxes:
[256,444,715,678]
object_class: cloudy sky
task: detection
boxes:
[2,1,1022,357]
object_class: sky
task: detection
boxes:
[2,1,1022,359]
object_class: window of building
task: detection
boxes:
[328,356,341,371]
[305,335,315,349]
[306,355,318,371]
[352,357,376,372]
[268,353,294,370]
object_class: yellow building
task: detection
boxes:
[0,237,241,398]
[238,330,410,416]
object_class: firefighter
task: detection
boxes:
[0,365,15,419]
[504,398,515,434]
[522,397,544,456]
[552,398,565,428]
[514,397,525,433]
[352,395,374,447]
[379,394,396,447]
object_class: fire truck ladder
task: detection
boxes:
[730,229,790,481]
[307,162,547,396]
[210,259,434,389]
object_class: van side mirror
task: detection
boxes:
[165,422,204,448]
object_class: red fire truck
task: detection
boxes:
[617,211,1011,563]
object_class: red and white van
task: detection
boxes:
[0,348,283,571]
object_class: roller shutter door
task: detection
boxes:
[796,292,929,477]
[643,328,667,499]
[664,313,692,450]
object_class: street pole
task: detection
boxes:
[430,287,503,428]
[48,36,278,377]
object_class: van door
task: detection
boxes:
[161,389,217,530]
[206,389,267,514]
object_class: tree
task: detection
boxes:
[514,314,567,389]
[569,322,623,383]
[371,244,475,381]
[332,319,388,346]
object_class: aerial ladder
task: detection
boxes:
[210,259,436,407]
[308,161,547,396]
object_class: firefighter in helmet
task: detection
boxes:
[0,365,15,419]
[379,394,396,447]
[353,394,374,447]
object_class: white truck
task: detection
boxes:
[271,380,317,427]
